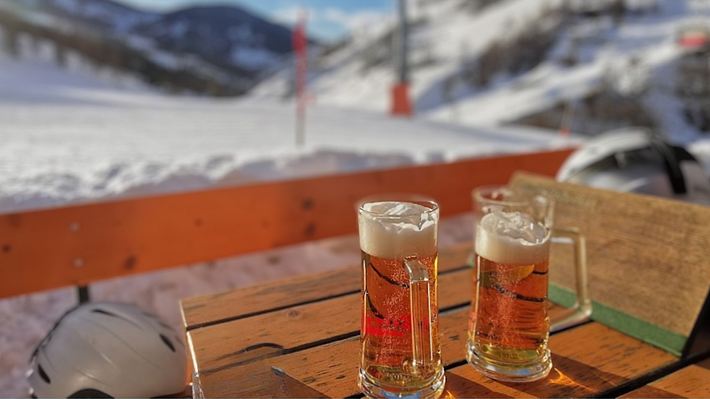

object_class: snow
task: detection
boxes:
[0,18,583,214]
[0,93,578,213]
[0,40,150,104]
[255,0,710,147]
[255,0,564,113]
[254,0,710,174]
[0,1,254,91]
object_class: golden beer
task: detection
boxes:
[467,210,552,382]
[358,200,445,399]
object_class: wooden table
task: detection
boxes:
[181,244,710,398]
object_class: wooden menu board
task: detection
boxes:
[510,173,710,356]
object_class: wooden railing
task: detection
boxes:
[0,149,574,299]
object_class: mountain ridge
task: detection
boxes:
[0,0,307,95]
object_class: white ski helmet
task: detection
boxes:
[28,302,187,398]
[557,128,710,204]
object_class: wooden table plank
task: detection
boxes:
[620,359,710,398]
[184,240,681,398]
[271,321,674,398]
[195,361,329,398]
[195,311,471,398]
[181,243,472,329]
[197,305,576,398]
[445,323,677,398]
[268,309,469,398]
[189,266,474,373]
[182,267,360,330]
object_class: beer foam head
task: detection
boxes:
[475,211,549,265]
[359,201,437,258]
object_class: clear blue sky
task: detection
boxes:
[115,0,393,41]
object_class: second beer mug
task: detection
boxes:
[467,186,590,383]
[358,197,445,399]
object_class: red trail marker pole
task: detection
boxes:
[391,0,412,117]
[293,12,308,146]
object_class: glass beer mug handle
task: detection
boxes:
[550,227,593,332]
[404,257,434,370]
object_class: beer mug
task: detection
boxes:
[357,197,445,399]
[467,186,591,382]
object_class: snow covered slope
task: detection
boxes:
[0,31,152,103]
[0,1,579,214]
[0,91,578,213]
[254,0,710,143]
[255,0,564,111]
[425,0,710,137]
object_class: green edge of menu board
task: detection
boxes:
[549,283,686,357]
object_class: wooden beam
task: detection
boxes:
[0,149,573,298]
